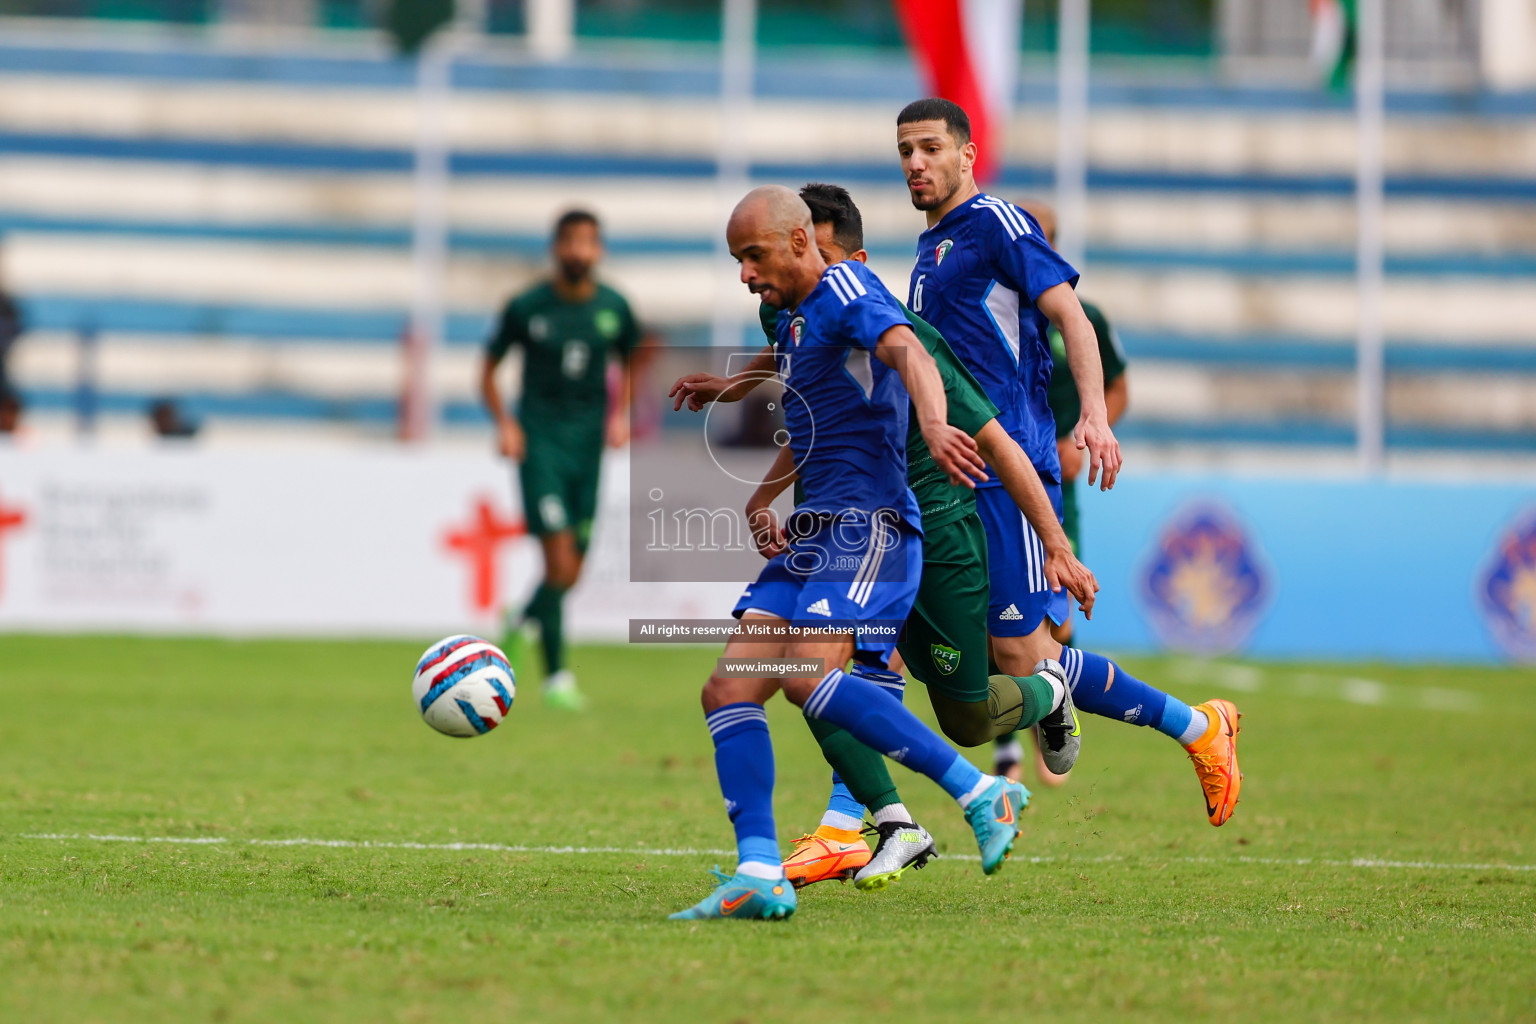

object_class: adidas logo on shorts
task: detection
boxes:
[999,604,1023,621]
[807,598,832,617]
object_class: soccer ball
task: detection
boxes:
[412,635,516,737]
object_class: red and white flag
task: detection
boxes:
[894,0,1023,183]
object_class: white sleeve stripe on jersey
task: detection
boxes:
[1003,199,1032,236]
[825,269,855,305]
[979,196,1029,236]
[832,262,867,298]
[976,198,1019,240]
[976,196,1031,240]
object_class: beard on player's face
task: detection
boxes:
[556,257,594,284]
[552,223,601,286]
[748,261,792,307]
[909,163,961,211]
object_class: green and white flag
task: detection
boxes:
[1311,0,1358,91]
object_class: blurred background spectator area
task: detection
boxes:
[0,0,1531,465]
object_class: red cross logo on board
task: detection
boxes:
[0,492,26,603]
[444,496,526,613]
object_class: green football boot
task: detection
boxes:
[542,669,587,712]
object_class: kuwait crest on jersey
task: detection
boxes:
[1477,508,1536,660]
[1138,501,1271,654]
[930,643,961,676]
[935,238,954,265]
[789,315,806,347]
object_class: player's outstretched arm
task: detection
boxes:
[669,346,776,411]
[480,352,525,461]
[875,324,987,489]
[974,419,1098,616]
[744,443,798,559]
[1037,282,1122,491]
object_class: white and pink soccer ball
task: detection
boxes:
[412,635,516,737]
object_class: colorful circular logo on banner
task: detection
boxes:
[1138,501,1271,654]
[1476,508,1536,661]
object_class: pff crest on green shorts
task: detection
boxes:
[930,643,961,676]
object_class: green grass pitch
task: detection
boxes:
[1,636,1532,1022]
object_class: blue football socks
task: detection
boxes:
[822,775,865,831]
[803,668,986,804]
[704,702,783,879]
[849,662,906,698]
[1060,647,1205,744]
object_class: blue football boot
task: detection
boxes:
[669,867,797,921]
[965,777,1030,874]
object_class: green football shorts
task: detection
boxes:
[897,510,992,704]
[1061,475,1081,555]
[519,438,601,549]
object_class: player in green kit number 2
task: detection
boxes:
[481,210,641,711]
[993,201,1130,785]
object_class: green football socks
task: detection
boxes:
[806,715,902,813]
[523,582,566,676]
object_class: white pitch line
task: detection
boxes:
[16,833,736,858]
[1164,661,1486,713]
[12,833,1536,873]
[1197,854,1536,872]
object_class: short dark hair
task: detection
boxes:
[798,182,864,255]
[552,208,600,240]
[896,97,972,145]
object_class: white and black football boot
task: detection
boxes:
[1033,657,1081,775]
[852,821,937,892]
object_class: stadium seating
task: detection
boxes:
[1,29,1533,451]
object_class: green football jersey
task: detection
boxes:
[487,280,640,442]
[759,296,997,531]
[1046,299,1126,440]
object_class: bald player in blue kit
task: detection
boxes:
[670,185,1031,921]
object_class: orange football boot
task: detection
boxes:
[1185,699,1243,826]
[782,826,871,888]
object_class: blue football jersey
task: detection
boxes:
[774,260,921,526]
[909,193,1079,483]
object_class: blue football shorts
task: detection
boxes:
[974,479,1071,637]
[732,509,921,665]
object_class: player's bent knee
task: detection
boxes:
[990,627,1059,673]
[779,675,817,707]
[933,706,993,747]
[546,559,581,590]
[701,673,739,711]
[703,672,776,711]
[540,534,583,589]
